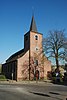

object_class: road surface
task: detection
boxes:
[0,83,67,100]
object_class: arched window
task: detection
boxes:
[35,35,38,40]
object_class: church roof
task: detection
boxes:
[6,49,24,63]
[30,16,37,32]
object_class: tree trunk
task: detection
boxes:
[55,48,59,69]
[56,57,59,69]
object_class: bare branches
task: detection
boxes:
[43,30,66,68]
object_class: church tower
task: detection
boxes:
[24,16,43,80]
[24,16,43,57]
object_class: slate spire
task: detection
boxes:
[30,16,37,32]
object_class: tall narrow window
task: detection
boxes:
[34,60,38,66]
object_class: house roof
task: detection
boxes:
[6,49,24,63]
[30,16,37,32]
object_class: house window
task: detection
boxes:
[35,35,38,40]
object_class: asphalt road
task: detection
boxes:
[0,83,67,100]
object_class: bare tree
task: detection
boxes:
[43,30,66,69]
[63,41,67,62]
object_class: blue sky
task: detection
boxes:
[0,0,67,64]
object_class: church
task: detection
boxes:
[2,16,51,81]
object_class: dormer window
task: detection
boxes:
[35,35,38,40]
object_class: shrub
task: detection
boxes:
[0,75,7,81]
